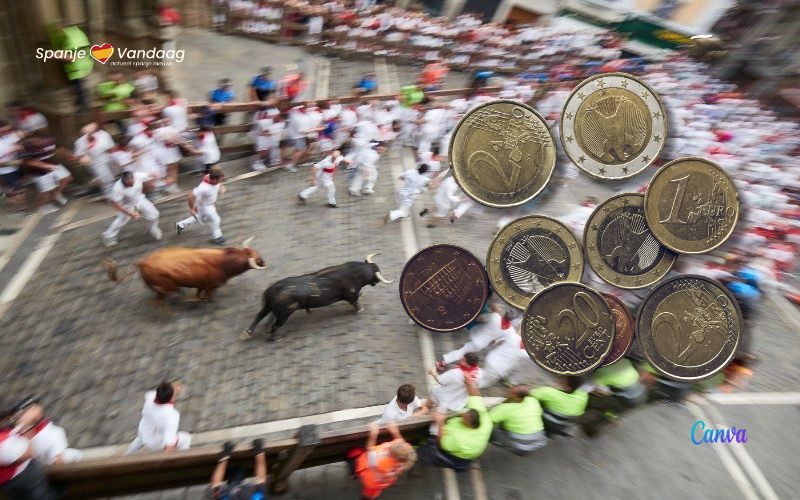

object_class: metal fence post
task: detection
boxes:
[269,424,321,495]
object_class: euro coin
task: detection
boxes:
[636,275,742,381]
[487,215,583,310]
[399,244,489,332]
[450,100,556,207]
[521,282,614,375]
[600,293,635,367]
[644,157,740,254]
[584,193,677,289]
[561,73,667,179]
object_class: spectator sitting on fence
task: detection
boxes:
[14,398,83,465]
[209,78,236,126]
[379,384,428,424]
[210,439,267,500]
[249,67,275,102]
[347,421,417,500]
[6,101,48,135]
[418,377,492,471]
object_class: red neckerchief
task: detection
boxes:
[501,317,511,330]
[198,131,208,140]
[87,133,96,149]
[167,99,180,107]
[143,129,154,138]
[30,419,50,436]
[153,398,174,406]
[202,174,217,185]
[17,109,37,120]
[458,363,479,381]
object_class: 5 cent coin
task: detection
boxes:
[521,282,614,375]
[561,73,667,179]
[488,215,584,310]
[644,157,740,254]
[450,100,556,208]
[584,193,677,289]
[400,244,489,332]
[600,293,635,367]
[636,275,742,381]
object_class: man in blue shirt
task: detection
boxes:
[355,72,378,95]
[209,79,236,125]
[249,67,274,101]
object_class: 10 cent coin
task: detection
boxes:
[450,100,556,208]
[488,215,584,310]
[584,193,677,289]
[521,282,614,375]
[400,244,489,332]
[644,157,740,254]
[600,293,635,367]
[561,73,667,180]
[636,275,742,381]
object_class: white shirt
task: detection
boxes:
[197,132,221,164]
[379,396,423,424]
[400,168,430,195]
[193,179,221,207]
[163,100,189,132]
[0,432,30,480]
[469,312,511,350]
[110,172,148,207]
[110,149,134,171]
[430,368,481,412]
[16,112,48,132]
[136,390,181,450]
[315,154,345,175]
[434,176,461,206]
[355,147,379,168]
[354,120,379,141]
[28,422,69,465]
[74,130,115,165]
[286,109,311,140]
[484,325,526,370]
[0,132,20,174]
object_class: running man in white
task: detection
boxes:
[478,318,529,389]
[176,165,227,245]
[250,107,282,171]
[385,163,430,223]
[438,303,514,365]
[73,122,116,199]
[298,149,352,208]
[348,141,385,196]
[102,171,162,247]
[126,381,191,454]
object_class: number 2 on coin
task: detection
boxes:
[557,292,600,353]
[468,150,521,192]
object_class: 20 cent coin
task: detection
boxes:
[584,193,677,289]
[488,215,584,310]
[561,73,667,179]
[636,275,742,381]
[644,157,740,254]
[450,100,556,207]
[400,244,489,332]
[522,282,614,375]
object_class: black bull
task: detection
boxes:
[242,255,393,341]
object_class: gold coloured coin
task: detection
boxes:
[560,73,667,180]
[636,275,742,381]
[449,100,556,208]
[521,282,614,376]
[644,157,740,254]
[487,215,584,310]
[584,193,677,289]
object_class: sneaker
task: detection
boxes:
[326,203,339,208]
[54,194,68,206]
[251,161,266,172]
[211,236,227,245]
[39,204,58,214]
[419,208,429,217]
[164,184,181,194]
[383,213,390,224]
[426,223,436,228]
[151,227,163,241]
[284,165,298,173]
[348,189,360,197]
[297,194,306,204]
[362,188,374,195]
[175,222,183,236]
[103,237,117,248]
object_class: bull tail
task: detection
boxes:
[102,259,138,283]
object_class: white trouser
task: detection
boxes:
[125,431,191,454]
[417,135,435,156]
[350,164,378,194]
[179,205,222,239]
[442,339,487,365]
[478,359,514,389]
[434,197,456,217]
[103,199,160,240]
[300,171,336,204]
[454,199,477,219]
[389,192,416,221]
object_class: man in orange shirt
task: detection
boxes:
[347,421,416,499]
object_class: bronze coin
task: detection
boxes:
[521,282,615,375]
[636,275,742,381]
[600,293,635,367]
[400,244,489,332]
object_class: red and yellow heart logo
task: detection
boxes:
[90,43,114,64]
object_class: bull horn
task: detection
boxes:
[375,270,394,284]
[248,257,268,270]
[365,253,381,264]
[242,237,255,249]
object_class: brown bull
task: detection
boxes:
[104,237,267,301]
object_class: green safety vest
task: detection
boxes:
[97,81,136,112]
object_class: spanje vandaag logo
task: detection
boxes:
[691,420,748,445]
[36,43,184,66]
